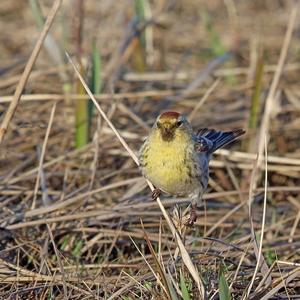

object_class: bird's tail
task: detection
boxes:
[197,128,245,154]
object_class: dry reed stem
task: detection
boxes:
[66,52,206,298]
[260,267,300,300]
[0,0,62,143]
[245,136,269,298]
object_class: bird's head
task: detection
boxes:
[153,111,192,142]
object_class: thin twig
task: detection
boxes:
[32,102,57,209]
[189,78,220,122]
[246,135,269,298]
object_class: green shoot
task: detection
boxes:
[88,41,102,136]
[180,270,191,300]
[219,262,231,300]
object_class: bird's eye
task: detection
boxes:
[176,121,183,127]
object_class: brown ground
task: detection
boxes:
[0,1,300,299]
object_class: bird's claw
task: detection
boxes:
[151,188,161,200]
[184,206,197,227]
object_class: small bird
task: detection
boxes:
[139,111,245,226]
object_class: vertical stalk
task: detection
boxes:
[73,0,88,148]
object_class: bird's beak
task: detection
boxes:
[162,122,172,131]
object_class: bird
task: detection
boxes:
[139,111,245,226]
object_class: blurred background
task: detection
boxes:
[0,0,300,299]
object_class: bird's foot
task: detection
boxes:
[184,206,197,227]
[151,188,161,200]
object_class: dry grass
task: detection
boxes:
[0,1,300,299]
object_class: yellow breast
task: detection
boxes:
[141,130,194,195]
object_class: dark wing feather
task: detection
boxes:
[195,128,245,154]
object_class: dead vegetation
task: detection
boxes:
[0,0,300,299]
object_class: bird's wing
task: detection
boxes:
[195,128,245,154]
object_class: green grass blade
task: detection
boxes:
[88,41,102,133]
[91,41,102,95]
[219,263,231,300]
[75,65,89,148]
[72,239,83,258]
[180,270,191,300]
[134,0,146,46]
[73,0,88,148]
[133,0,150,71]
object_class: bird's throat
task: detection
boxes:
[160,128,175,142]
